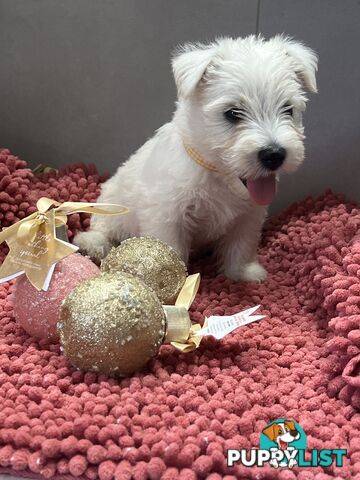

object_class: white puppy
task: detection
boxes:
[74,35,317,281]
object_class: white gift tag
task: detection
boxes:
[194,305,265,340]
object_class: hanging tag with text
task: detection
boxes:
[194,305,265,340]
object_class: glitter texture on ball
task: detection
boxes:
[101,237,187,304]
[59,271,166,376]
[13,253,100,342]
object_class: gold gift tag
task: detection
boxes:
[0,197,129,291]
[0,209,77,290]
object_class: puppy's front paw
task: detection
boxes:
[223,261,267,283]
[73,231,112,262]
[240,261,267,282]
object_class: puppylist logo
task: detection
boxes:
[227,419,347,469]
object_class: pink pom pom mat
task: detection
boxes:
[0,148,359,480]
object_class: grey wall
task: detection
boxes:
[0,0,359,214]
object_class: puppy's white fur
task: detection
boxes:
[74,35,317,281]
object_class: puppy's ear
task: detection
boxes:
[284,420,296,430]
[277,36,318,93]
[172,44,216,99]
[262,424,278,441]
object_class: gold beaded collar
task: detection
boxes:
[183,144,220,173]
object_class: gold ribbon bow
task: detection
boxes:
[163,273,207,353]
[0,197,128,290]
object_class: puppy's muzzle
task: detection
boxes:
[258,145,286,171]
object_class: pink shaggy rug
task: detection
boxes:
[0,148,359,480]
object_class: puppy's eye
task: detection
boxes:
[283,103,293,116]
[224,108,245,124]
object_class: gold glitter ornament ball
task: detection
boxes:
[58,272,166,376]
[101,237,187,304]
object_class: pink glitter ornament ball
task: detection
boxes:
[13,253,100,342]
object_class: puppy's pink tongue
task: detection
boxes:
[247,174,276,205]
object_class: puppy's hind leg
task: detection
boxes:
[73,215,114,262]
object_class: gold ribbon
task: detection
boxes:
[175,272,200,310]
[0,197,128,245]
[163,273,206,353]
[0,197,128,290]
[170,322,207,353]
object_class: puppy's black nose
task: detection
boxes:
[258,146,286,171]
